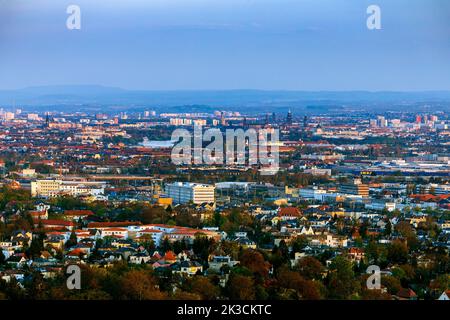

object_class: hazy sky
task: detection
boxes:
[0,0,449,91]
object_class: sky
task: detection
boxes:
[0,0,449,91]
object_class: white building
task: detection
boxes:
[299,188,327,201]
[165,182,215,204]
[31,179,107,199]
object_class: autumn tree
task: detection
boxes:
[276,266,322,300]
[186,276,220,300]
[141,206,168,224]
[239,249,271,279]
[119,270,166,300]
[395,221,419,250]
[226,274,256,300]
[295,256,324,280]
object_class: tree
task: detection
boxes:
[387,240,409,264]
[365,241,381,264]
[326,256,360,299]
[160,238,173,252]
[119,270,166,300]
[276,266,322,300]
[226,274,255,300]
[239,249,271,279]
[384,220,392,236]
[26,271,48,300]
[66,231,78,248]
[291,235,309,254]
[188,276,220,300]
[141,206,168,224]
[172,291,201,300]
[295,256,324,280]
[192,234,215,262]
[395,221,419,250]
[0,250,5,265]
[28,234,45,258]
[381,275,402,295]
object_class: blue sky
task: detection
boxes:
[0,0,449,91]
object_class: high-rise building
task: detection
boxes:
[415,115,422,124]
[220,112,227,126]
[377,116,387,127]
[286,109,293,125]
[165,182,215,204]
[430,115,438,122]
[339,180,369,197]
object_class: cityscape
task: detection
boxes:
[0,104,449,300]
[0,0,449,306]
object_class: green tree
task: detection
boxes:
[387,240,409,264]
[326,256,360,299]
[0,250,5,265]
[66,231,78,248]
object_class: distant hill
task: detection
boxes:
[1,85,450,112]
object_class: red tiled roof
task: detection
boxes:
[64,210,94,216]
[397,288,417,299]
[103,227,127,232]
[163,250,177,261]
[29,211,46,216]
[67,248,85,256]
[41,219,75,227]
[278,207,302,217]
[410,194,450,202]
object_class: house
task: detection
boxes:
[172,260,203,276]
[35,202,50,213]
[278,207,302,221]
[44,236,65,251]
[290,252,308,267]
[100,228,128,239]
[135,228,164,246]
[11,231,33,246]
[396,288,418,300]
[234,237,257,249]
[75,230,92,241]
[63,210,94,221]
[129,253,151,264]
[438,290,450,300]
[162,250,177,264]
[324,234,348,248]
[348,247,365,263]
[6,255,29,268]
[65,248,88,260]
[299,226,315,235]
[38,219,75,231]
[0,270,25,283]
[208,255,239,272]
[29,210,48,220]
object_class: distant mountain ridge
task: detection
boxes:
[1,85,450,112]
